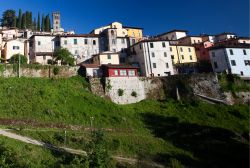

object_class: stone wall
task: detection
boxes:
[0,65,78,78]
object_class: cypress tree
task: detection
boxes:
[45,14,50,32]
[48,15,51,32]
[33,18,36,31]
[12,16,17,27]
[21,13,26,29]
[41,15,45,31]
[37,13,40,31]
[17,9,22,29]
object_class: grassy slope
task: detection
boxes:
[0,76,249,167]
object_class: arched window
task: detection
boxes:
[111,30,115,36]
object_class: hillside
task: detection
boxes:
[0,76,249,168]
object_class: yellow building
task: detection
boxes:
[170,45,197,64]
[123,26,143,41]
[92,51,120,65]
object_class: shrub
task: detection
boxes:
[131,91,137,97]
[9,54,28,64]
[53,67,60,76]
[118,89,124,97]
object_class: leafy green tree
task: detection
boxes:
[17,9,22,29]
[1,9,16,27]
[21,13,26,29]
[9,54,28,64]
[37,13,40,31]
[54,48,75,66]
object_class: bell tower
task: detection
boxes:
[52,12,61,33]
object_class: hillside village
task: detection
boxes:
[0,11,249,80]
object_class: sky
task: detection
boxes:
[0,0,249,36]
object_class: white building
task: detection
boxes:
[29,35,59,64]
[59,34,100,64]
[129,40,174,77]
[1,28,19,40]
[157,30,188,40]
[209,45,250,78]
[214,33,237,42]
[2,39,26,63]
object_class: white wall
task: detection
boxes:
[6,40,25,60]
[160,32,187,40]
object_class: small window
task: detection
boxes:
[214,62,218,68]
[181,55,184,59]
[107,54,111,59]
[113,49,116,52]
[120,70,127,76]
[166,63,169,68]
[114,70,119,76]
[153,63,157,68]
[38,41,41,45]
[152,52,155,57]
[150,43,154,48]
[244,60,250,66]
[84,39,88,45]
[74,39,77,45]
[170,47,172,52]
[241,71,244,76]
[93,40,96,45]
[162,42,166,48]
[139,44,142,50]
[111,30,115,36]
[122,38,125,44]
[212,52,215,57]
[243,49,247,55]
[188,48,191,52]
[112,39,116,44]
[190,55,193,60]
[164,52,167,57]
[64,40,67,45]
[180,47,183,52]
[128,70,136,76]
[231,60,236,66]
[229,49,234,55]
[171,55,174,59]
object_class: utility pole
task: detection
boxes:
[18,53,21,78]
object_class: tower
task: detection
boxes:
[52,12,61,33]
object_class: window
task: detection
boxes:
[190,55,193,60]
[162,42,166,48]
[13,46,20,50]
[152,52,155,57]
[132,39,136,45]
[181,55,184,59]
[74,39,77,45]
[64,40,67,45]
[113,49,116,52]
[243,41,246,43]
[188,48,191,52]
[170,47,172,52]
[241,71,244,76]
[93,40,96,45]
[112,39,116,44]
[128,70,136,76]
[84,39,88,45]
[111,30,115,36]
[153,63,157,68]
[114,70,118,76]
[166,63,169,68]
[244,60,250,66]
[198,40,200,43]
[180,47,183,52]
[171,55,174,59]
[107,54,111,59]
[55,41,60,47]
[150,43,154,48]
[194,40,196,43]
[43,56,46,60]
[229,49,234,55]
[120,70,127,76]
[214,62,218,68]
[121,38,125,44]
[212,52,215,57]
[139,44,142,50]
[243,49,247,55]
[231,60,236,66]
[38,41,41,45]
[164,52,167,57]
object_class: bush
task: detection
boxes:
[118,89,124,97]
[53,67,60,76]
[131,91,137,97]
[9,54,28,64]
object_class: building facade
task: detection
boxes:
[209,45,250,78]
[157,30,188,40]
[92,51,120,65]
[129,40,174,77]
[2,39,25,63]
[169,45,198,64]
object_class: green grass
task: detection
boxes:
[0,76,249,167]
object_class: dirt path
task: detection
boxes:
[0,129,164,168]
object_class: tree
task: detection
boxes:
[37,13,40,31]
[17,9,22,29]
[1,9,16,27]
[12,16,17,28]
[54,48,75,66]
[9,54,28,64]
[32,18,36,31]
[41,15,45,31]
[45,14,50,32]
[21,13,26,29]
[25,11,32,29]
